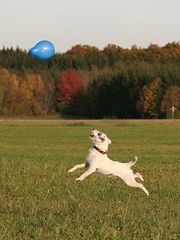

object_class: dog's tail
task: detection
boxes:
[127,156,138,167]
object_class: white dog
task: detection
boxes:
[68,129,149,196]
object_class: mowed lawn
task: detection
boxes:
[0,120,179,240]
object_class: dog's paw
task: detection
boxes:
[68,168,74,173]
[146,191,149,196]
[76,177,83,181]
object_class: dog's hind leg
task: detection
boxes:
[123,178,149,196]
[134,172,144,181]
[68,163,86,173]
[136,182,149,196]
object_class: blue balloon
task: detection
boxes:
[29,40,55,59]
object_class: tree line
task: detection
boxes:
[0,42,180,118]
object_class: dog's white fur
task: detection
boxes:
[68,129,149,196]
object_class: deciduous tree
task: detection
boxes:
[136,78,161,118]
[57,69,86,113]
[160,86,180,113]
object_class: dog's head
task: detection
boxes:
[89,129,111,151]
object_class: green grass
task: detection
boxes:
[0,120,179,240]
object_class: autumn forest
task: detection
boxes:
[0,42,180,118]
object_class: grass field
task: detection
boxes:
[0,120,179,240]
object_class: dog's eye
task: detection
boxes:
[98,132,102,136]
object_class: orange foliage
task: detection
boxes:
[136,78,161,118]
[0,69,54,115]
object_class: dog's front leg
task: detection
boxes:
[76,167,96,181]
[68,163,86,173]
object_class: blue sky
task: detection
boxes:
[0,0,179,53]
